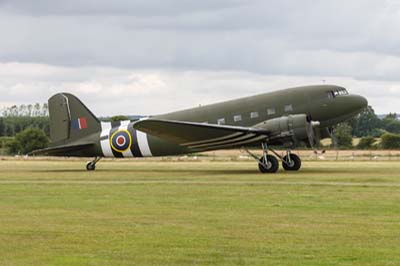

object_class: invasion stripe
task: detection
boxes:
[189,133,256,149]
[128,128,143,157]
[137,130,153,157]
[192,135,267,151]
[110,121,121,129]
[100,122,114,157]
[182,132,243,146]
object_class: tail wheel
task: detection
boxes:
[258,155,279,173]
[86,162,96,171]
[282,154,301,171]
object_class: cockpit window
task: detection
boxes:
[328,88,348,99]
[339,88,348,95]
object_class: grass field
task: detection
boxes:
[1,159,400,265]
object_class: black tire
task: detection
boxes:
[86,162,96,171]
[282,154,301,171]
[258,155,279,173]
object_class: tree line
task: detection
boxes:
[334,106,400,149]
[0,103,50,137]
[2,103,49,117]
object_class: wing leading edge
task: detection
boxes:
[133,119,269,151]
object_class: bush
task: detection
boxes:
[7,128,49,155]
[381,133,400,149]
[357,137,376,150]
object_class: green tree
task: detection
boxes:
[382,113,400,134]
[0,118,4,136]
[335,123,353,148]
[0,117,50,137]
[385,113,397,120]
[381,133,400,149]
[383,120,400,134]
[7,128,49,155]
[356,136,376,150]
[349,106,382,137]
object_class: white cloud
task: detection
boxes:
[0,62,397,116]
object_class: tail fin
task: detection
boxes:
[48,93,101,145]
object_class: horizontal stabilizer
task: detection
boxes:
[31,143,95,156]
[133,119,269,150]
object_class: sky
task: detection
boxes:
[0,0,399,116]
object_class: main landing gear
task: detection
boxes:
[86,157,101,171]
[243,143,302,173]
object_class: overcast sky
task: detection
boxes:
[0,0,399,116]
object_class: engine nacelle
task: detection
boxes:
[255,114,316,146]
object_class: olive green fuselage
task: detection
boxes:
[143,85,366,155]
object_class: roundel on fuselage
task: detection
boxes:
[110,130,132,153]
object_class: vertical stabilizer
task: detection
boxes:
[48,93,101,145]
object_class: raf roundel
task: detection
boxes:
[110,130,132,153]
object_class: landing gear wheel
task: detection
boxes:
[258,155,279,173]
[86,157,101,171]
[86,162,96,171]
[282,154,301,171]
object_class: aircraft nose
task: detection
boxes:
[341,94,368,113]
[332,94,368,118]
[352,94,368,110]
[314,92,368,126]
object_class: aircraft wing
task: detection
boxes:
[133,119,269,150]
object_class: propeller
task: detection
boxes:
[306,121,334,157]
[328,126,338,149]
[312,126,337,157]
[305,120,320,149]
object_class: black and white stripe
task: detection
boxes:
[182,132,267,151]
[100,120,153,158]
[182,132,244,146]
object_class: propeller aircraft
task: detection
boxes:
[33,85,368,173]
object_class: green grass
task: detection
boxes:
[1,160,400,265]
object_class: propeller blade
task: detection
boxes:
[328,127,338,149]
[306,120,320,149]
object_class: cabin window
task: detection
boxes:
[284,104,293,112]
[217,118,225,125]
[233,115,242,122]
[267,107,276,115]
[250,112,259,119]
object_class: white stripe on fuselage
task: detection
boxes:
[136,130,153,157]
[100,122,114,157]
